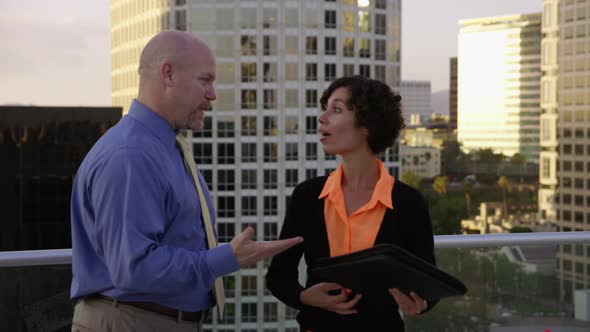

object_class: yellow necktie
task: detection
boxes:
[176,132,226,320]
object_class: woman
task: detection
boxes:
[266,76,436,331]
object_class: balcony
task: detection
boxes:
[2,232,590,331]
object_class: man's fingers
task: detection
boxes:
[230,226,255,248]
[257,236,303,259]
[409,292,427,311]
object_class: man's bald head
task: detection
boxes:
[138,30,210,78]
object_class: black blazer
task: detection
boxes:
[266,176,437,332]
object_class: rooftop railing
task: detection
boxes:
[2,231,590,267]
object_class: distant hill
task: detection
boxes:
[431,90,449,115]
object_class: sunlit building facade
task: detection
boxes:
[110,0,402,330]
[545,0,590,303]
[458,14,542,163]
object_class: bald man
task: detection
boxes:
[70,31,302,332]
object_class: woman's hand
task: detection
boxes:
[300,282,362,315]
[389,288,427,317]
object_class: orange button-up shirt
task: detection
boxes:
[319,160,395,257]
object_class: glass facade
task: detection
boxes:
[0,106,121,251]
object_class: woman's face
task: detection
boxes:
[318,87,369,156]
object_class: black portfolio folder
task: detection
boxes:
[311,244,467,301]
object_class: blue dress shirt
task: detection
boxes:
[70,100,239,311]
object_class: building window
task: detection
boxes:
[217,196,235,218]
[306,36,317,55]
[359,64,370,78]
[285,143,298,161]
[285,63,298,81]
[375,65,385,82]
[343,63,354,77]
[241,302,257,323]
[325,10,336,28]
[241,62,257,82]
[264,302,278,322]
[306,169,317,179]
[241,116,257,136]
[242,169,257,189]
[359,38,371,58]
[306,143,318,160]
[241,276,257,296]
[306,63,317,81]
[263,8,277,29]
[220,303,235,324]
[240,8,256,29]
[286,89,298,108]
[285,116,298,134]
[217,143,235,164]
[263,89,276,109]
[285,306,298,320]
[375,14,386,34]
[263,63,277,82]
[325,37,336,55]
[217,169,235,191]
[194,143,212,164]
[375,39,386,60]
[305,89,318,108]
[201,169,212,188]
[325,153,336,161]
[264,142,278,162]
[217,222,234,243]
[263,35,277,55]
[240,35,256,55]
[224,276,235,298]
[286,169,298,187]
[343,37,354,57]
[175,9,186,31]
[325,63,336,81]
[375,0,386,9]
[263,223,277,241]
[263,116,278,136]
[306,116,317,134]
[358,11,370,33]
[241,143,257,163]
[264,196,278,215]
[241,90,257,109]
[194,116,212,138]
[242,196,257,216]
[264,169,278,189]
[217,119,235,138]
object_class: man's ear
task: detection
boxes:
[161,63,174,87]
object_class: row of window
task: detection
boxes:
[200,168,326,193]
[239,35,391,60]
[193,142,328,164]
[196,116,320,138]
[236,62,385,84]
[182,7,393,33]
[204,301,298,326]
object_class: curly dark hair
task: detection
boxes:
[319,76,405,155]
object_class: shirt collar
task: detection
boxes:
[126,99,177,151]
[319,159,394,210]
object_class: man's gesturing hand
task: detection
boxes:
[230,226,303,268]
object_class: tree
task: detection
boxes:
[463,180,473,217]
[401,170,423,189]
[510,153,527,165]
[432,176,448,195]
[497,176,511,218]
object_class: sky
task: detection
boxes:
[0,0,542,107]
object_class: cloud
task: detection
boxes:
[0,3,111,106]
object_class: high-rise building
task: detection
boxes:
[458,14,542,163]
[0,106,121,251]
[449,57,458,130]
[110,0,402,330]
[538,0,559,230]
[400,80,433,118]
[541,0,590,303]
